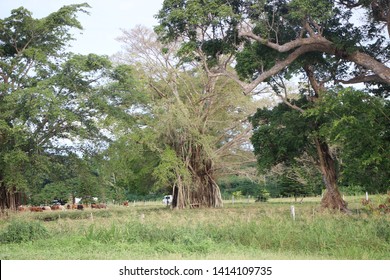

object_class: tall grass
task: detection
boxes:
[0,197,389,259]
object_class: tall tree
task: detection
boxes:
[113,26,258,208]
[155,0,390,211]
[0,4,113,210]
[156,0,390,90]
[312,88,390,193]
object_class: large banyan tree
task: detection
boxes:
[114,26,258,208]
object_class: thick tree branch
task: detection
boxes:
[239,29,329,53]
[226,31,390,94]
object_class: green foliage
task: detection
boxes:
[152,148,191,190]
[235,42,285,81]
[1,204,389,259]
[287,0,334,22]
[0,220,49,243]
[218,176,262,196]
[262,170,322,199]
[0,5,123,208]
[32,210,112,221]
[156,0,390,96]
[0,4,89,59]
[156,0,239,40]
[360,192,390,216]
[279,175,310,197]
[309,88,390,192]
[250,97,314,171]
[100,136,159,198]
[32,182,71,205]
[251,88,389,196]
[339,185,365,196]
[255,188,270,202]
[155,0,241,62]
[1,150,29,192]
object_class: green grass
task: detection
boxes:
[0,196,389,260]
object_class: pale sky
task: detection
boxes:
[0,0,164,56]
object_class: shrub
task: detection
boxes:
[361,192,390,215]
[339,185,365,196]
[255,188,270,202]
[0,220,49,243]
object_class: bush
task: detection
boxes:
[361,191,390,215]
[339,185,365,196]
[255,189,270,202]
[0,220,49,243]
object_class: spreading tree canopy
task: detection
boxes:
[156,0,390,211]
[0,4,117,210]
[156,0,390,92]
[111,26,258,208]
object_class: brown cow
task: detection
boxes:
[17,205,27,212]
[51,205,65,211]
[91,203,107,209]
[77,204,84,210]
[29,206,43,212]
[123,201,129,206]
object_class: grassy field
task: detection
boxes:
[0,195,389,260]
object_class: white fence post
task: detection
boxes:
[365,192,369,201]
[290,205,296,221]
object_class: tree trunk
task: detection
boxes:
[314,137,348,212]
[0,182,25,212]
[171,144,223,209]
[171,174,222,209]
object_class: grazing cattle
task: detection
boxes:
[29,206,43,212]
[17,205,27,212]
[123,201,129,206]
[91,203,107,209]
[51,205,65,211]
[42,206,51,211]
[77,204,84,210]
[51,205,60,210]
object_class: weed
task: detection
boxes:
[0,220,49,243]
